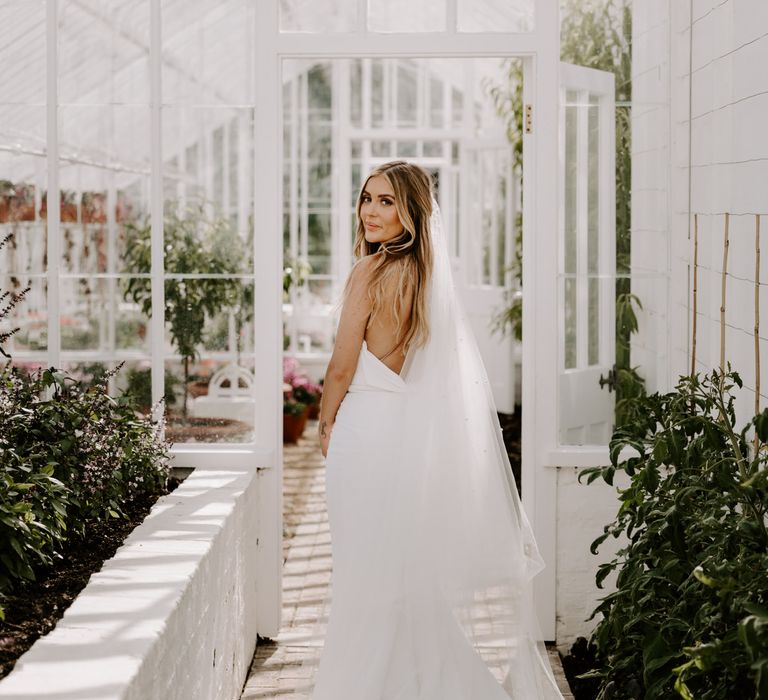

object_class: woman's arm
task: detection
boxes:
[318,256,375,457]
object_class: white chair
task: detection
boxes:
[191,363,256,428]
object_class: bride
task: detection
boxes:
[313,161,564,699]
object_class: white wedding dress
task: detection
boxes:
[309,203,564,699]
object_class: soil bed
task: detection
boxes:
[0,476,182,680]
[497,407,522,496]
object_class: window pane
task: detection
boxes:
[563,90,578,276]
[457,0,534,32]
[1,274,46,354]
[396,62,418,127]
[60,0,150,105]
[587,95,600,366]
[280,0,358,32]
[162,0,255,105]
[367,0,445,32]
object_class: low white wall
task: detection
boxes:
[0,467,261,700]
[554,466,628,654]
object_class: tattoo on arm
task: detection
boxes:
[320,420,327,438]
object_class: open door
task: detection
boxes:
[458,140,518,414]
[558,62,616,444]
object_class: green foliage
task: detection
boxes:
[283,400,306,417]
[0,362,172,620]
[122,366,181,412]
[580,367,768,699]
[121,205,246,415]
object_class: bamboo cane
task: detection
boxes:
[755,214,761,452]
[719,212,730,392]
[691,213,699,376]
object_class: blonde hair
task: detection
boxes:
[342,160,434,356]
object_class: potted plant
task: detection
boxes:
[283,392,308,444]
[283,356,319,442]
[121,204,246,440]
[10,183,35,222]
[82,191,107,224]
[292,376,323,420]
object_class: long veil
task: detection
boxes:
[300,199,564,698]
[390,199,563,697]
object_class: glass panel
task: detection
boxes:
[457,0,534,33]
[1,0,46,280]
[371,140,392,158]
[280,0,358,33]
[563,278,577,370]
[587,94,600,366]
[0,274,47,354]
[1,1,46,106]
[350,60,363,127]
[367,0,445,32]
[562,89,579,373]
[397,141,418,157]
[164,358,256,444]
[397,62,418,127]
[563,90,578,277]
[59,0,150,105]
[423,141,443,157]
[161,0,254,105]
[308,212,331,274]
[371,60,385,128]
[162,107,254,258]
[430,77,444,128]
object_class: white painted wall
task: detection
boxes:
[0,468,261,700]
[554,0,768,652]
[672,0,768,431]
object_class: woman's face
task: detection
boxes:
[360,175,405,245]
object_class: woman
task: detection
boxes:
[312,161,563,699]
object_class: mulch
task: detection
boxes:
[0,476,181,680]
[497,407,522,495]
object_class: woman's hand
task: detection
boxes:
[319,419,333,458]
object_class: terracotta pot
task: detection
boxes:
[187,380,209,398]
[308,401,320,420]
[61,203,78,222]
[0,198,9,223]
[11,201,35,221]
[283,407,309,443]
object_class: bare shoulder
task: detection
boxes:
[352,254,378,277]
[347,254,378,290]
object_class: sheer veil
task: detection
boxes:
[389,198,563,697]
[301,198,564,698]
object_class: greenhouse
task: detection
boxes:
[1,0,767,698]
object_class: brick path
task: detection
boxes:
[241,419,574,699]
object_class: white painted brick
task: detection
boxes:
[0,467,262,700]
[555,467,629,653]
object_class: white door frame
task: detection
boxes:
[254,1,561,639]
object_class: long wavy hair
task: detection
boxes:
[341,160,434,356]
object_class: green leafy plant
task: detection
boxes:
[580,367,768,699]
[122,366,181,413]
[121,205,245,416]
[0,271,172,620]
[283,256,312,302]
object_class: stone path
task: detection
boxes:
[241,419,574,699]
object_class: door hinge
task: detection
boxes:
[524,103,533,134]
